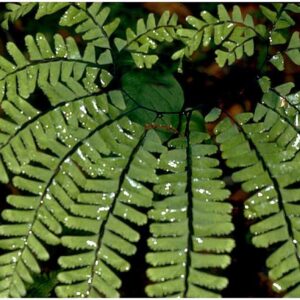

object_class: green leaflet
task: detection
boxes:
[260,5,277,23]
[205,107,222,123]
[146,111,234,297]
[270,53,284,71]
[215,101,300,296]
[286,31,300,65]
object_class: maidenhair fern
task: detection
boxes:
[0,2,300,298]
[146,112,234,297]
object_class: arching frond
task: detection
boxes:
[145,112,234,297]
[0,77,124,183]
[59,3,120,49]
[258,77,300,144]
[114,11,179,69]
[55,128,164,297]
[215,104,300,296]
[172,4,265,68]
[0,33,112,103]
[1,3,38,29]
[2,3,119,52]
[260,4,300,70]
[0,92,131,297]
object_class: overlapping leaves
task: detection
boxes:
[0,89,137,297]
[1,1,300,298]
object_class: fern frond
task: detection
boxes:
[1,3,72,30]
[285,3,300,13]
[2,3,119,51]
[260,4,295,32]
[114,11,179,69]
[0,93,131,297]
[0,55,123,183]
[258,77,300,144]
[172,4,264,68]
[145,112,234,297]
[59,3,120,49]
[1,3,38,29]
[55,127,163,297]
[0,33,113,103]
[261,4,299,70]
[215,106,300,296]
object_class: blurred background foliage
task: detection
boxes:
[0,2,299,297]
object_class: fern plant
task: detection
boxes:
[0,2,300,298]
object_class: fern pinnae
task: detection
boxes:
[2,3,119,52]
[1,3,70,29]
[59,2,120,69]
[0,98,135,297]
[80,130,147,297]
[0,33,111,103]
[215,110,300,296]
[115,11,179,69]
[226,111,298,244]
[56,123,161,297]
[258,79,300,151]
[173,4,265,68]
[0,89,111,184]
[146,112,234,297]
[0,91,98,149]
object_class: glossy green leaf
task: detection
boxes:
[270,53,284,71]
[270,31,286,45]
[121,70,184,141]
[205,108,222,122]
[260,5,277,23]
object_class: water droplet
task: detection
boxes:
[292,134,300,150]
[168,160,178,168]
[273,282,282,291]
[86,240,97,248]
[195,237,203,244]
[151,238,158,245]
